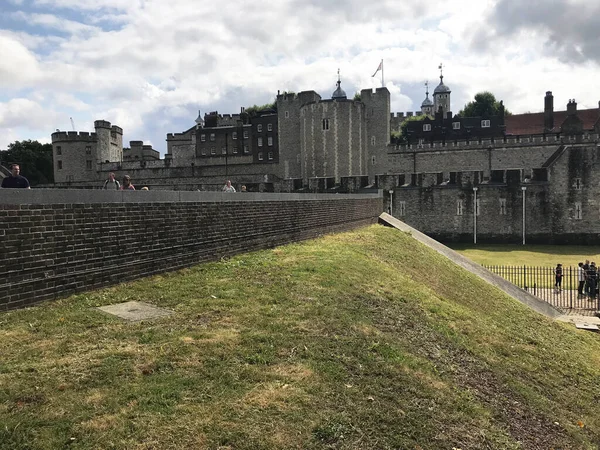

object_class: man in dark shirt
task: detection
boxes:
[1,164,30,189]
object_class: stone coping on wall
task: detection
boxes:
[0,189,383,205]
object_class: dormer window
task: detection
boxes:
[481,120,491,128]
[423,124,431,132]
[452,122,460,130]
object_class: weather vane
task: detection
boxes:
[425,80,429,94]
[438,63,444,78]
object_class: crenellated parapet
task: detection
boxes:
[390,111,424,118]
[51,131,97,142]
[392,132,600,152]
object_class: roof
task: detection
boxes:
[505,108,600,135]
[433,76,450,94]
[421,94,433,107]
[332,80,347,100]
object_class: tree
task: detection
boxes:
[353,92,361,101]
[458,91,511,117]
[0,140,54,186]
[394,115,427,144]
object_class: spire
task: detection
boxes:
[438,63,444,84]
[421,80,433,108]
[332,68,347,99]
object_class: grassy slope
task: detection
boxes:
[1,225,600,449]
[450,244,600,267]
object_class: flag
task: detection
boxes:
[372,60,383,77]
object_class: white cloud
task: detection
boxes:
[0,0,598,155]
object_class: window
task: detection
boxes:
[210,147,216,155]
[322,119,330,130]
[575,202,582,220]
[481,120,491,128]
[85,146,91,155]
[221,146,226,155]
[285,111,289,119]
[201,148,206,156]
[257,124,263,132]
[201,134,206,142]
[268,152,273,160]
[243,130,249,139]
[268,136,273,146]
[371,155,376,165]
[399,201,406,217]
[457,200,464,216]
[574,178,582,190]
[258,152,264,161]
[111,131,117,139]
[210,133,215,141]
[56,146,62,155]
[258,137,263,147]
[500,198,507,215]
[86,160,92,170]
[243,145,249,154]
[233,146,238,154]
[452,122,460,130]
[423,124,431,132]
[371,136,376,146]
[267,123,273,132]
[57,160,62,170]
[232,132,237,140]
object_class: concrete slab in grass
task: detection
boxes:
[97,301,173,321]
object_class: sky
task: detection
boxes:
[1,0,599,154]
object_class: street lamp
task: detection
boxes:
[521,186,527,245]
[473,187,478,244]
[389,190,394,215]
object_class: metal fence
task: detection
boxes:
[482,265,600,313]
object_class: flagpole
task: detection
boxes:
[381,59,384,87]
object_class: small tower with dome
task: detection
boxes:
[421,81,434,116]
[331,69,347,100]
[433,63,451,117]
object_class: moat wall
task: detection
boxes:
[0,190,383,310]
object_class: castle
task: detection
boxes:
[50,71,600,243]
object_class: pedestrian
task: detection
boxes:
[102,172,120,190]
[1,164,30,189]
[588,262,597,301]
[577,262,585,298]
[583,260,590,296]
[222,180,236,193]
[554,263,563,293]
[241,185,247,192]
[120,175,135,190]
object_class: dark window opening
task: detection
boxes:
[491,170,504,183]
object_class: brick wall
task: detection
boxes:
[0,190,382,310]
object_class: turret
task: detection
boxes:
[433,64,451,117]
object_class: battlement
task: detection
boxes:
[390,111,423,118]
[111,125,123,135]
[130,140,144,146]
[94,120,112,130]
[360,87,390,99]
[51,131,97,142]
[392,132,600,152]
[166,132,193,141]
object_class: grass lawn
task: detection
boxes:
[450,244,600,268]
[1,226,600,449]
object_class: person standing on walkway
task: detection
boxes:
[103,172,120,190]
[578,262,586,298]
[1,164,30,189]
[588,262,597,301]
[554,263,563,293]
[222,180,236,193]
[120,175,135,190]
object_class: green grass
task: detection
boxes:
[1,226,600,449]
[450,244,600,267]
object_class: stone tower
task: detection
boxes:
[94,120,123,164]
[433,66,451,117]
[360,86,391,183]
[421,81,434,116]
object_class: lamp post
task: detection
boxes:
[473,187,478,244]
[389,190,394,216]
[225,132,228,178]
[521,186,527,245]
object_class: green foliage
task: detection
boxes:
[395,114,427,143]
[0,140,54,185]
[458,91,511,117]
[244,100,277,118]
[353,92,361,101]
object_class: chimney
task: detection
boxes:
[567,99,577,115]
[544,91,554,130]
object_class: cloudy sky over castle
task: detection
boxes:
[1,0,598,153]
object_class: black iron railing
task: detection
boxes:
[482,265,600,312]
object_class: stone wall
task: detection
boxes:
[0,190,383,310]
